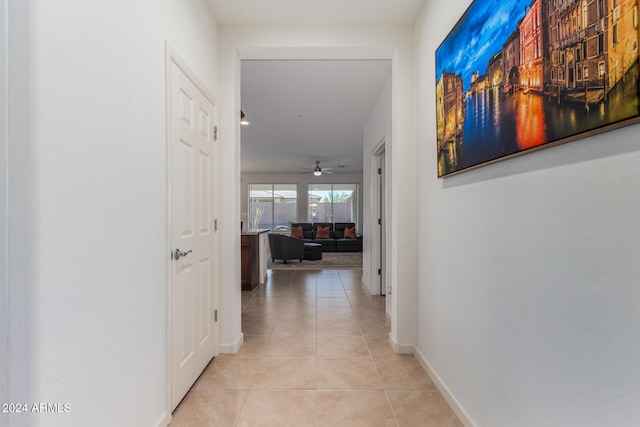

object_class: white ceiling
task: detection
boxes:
[209,0,425,174]
[240,60,391,174]
[208,0,427,25]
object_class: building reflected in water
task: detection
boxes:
[438,66,639,176]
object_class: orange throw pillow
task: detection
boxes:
[315,226,330,239]
[344,226,356,239]
[291,226,303,238]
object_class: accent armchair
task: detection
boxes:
[268,233,304,264]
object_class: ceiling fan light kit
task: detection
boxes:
[240,110,250,126]
[301,160,334,176]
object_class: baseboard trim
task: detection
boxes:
[413,348,476,427]
[388,334,414,355]
[153,410,170,427]
[389,334,400,353]
[218,333,243,354]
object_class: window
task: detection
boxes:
[248,184,297,230]
[598,61,606,78]
[598,0,605,19]
[308,184,358,226]
[612,23,618,45]
[598,33,605,55]
[634,5,638,29]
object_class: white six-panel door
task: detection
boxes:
[169,58,217,411]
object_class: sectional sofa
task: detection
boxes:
[290,222,362,252]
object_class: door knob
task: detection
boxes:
[174,248,192,260]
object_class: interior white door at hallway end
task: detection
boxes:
[169,58,218,411]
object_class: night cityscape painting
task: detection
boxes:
[436,0,640,177]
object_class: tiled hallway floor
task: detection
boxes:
[170,269,462,427]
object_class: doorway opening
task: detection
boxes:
[239,58,391,277]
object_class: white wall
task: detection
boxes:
[5,1,218,426]
[415,2,640,426]
[1,0,9,423]
[168,0,218,92]
[241,172,364,231]
[218,24,417,354]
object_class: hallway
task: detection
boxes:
[169,269,461,426]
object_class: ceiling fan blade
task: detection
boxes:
[298,161,337,174]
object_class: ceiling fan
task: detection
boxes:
[301,160,334,176]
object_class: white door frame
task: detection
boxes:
[370,138,388,299]
[164,43,220,421]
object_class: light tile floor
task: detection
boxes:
[170,269,462,427]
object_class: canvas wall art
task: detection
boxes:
[436,0,640,177]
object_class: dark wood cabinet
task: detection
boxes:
[241,233,260,290]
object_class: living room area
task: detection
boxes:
[243,181,365,271]
[239,59,391,286]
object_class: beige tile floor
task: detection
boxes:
[170,269,462,427]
